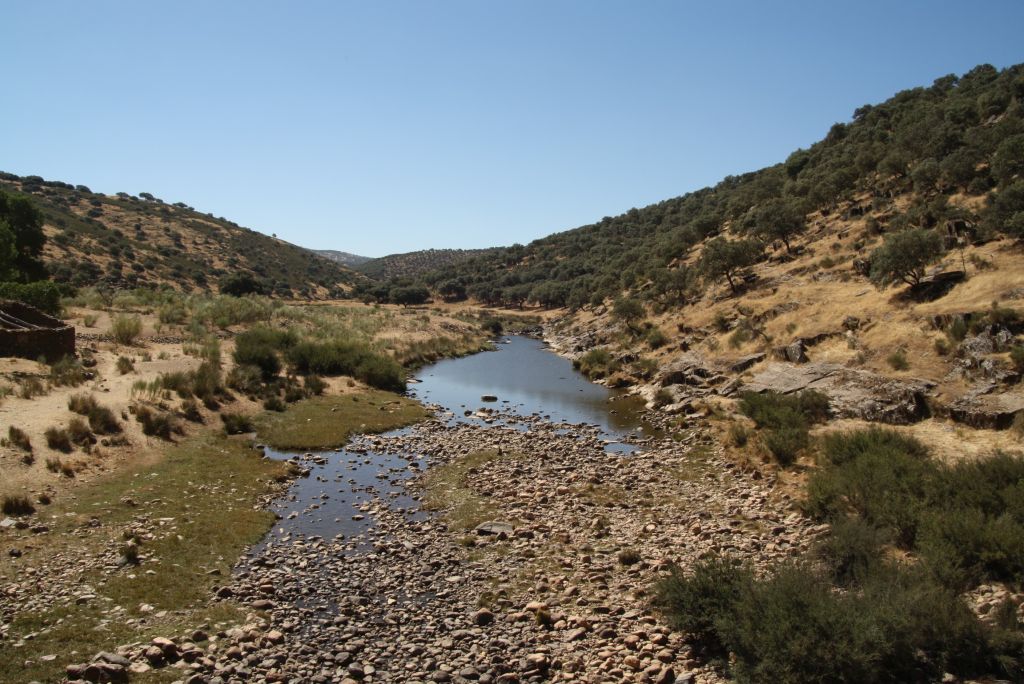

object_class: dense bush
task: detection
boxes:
[221,412,254,435]
[232,327,295,380]
[573,348,619,379]
[738,390,828,465]
[286,340,406,391]
[0,281,61,314]
[1,494,34,516]
[111,314,143,345]
[656,558,1019,683]
[44,426,72,453]
[134,405,179,440]
[7,425,31,452]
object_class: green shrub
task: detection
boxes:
[134,405,178,440]
[111,314,143,345]
[1010,345,1024,373]
[7,425,31,452]
[0,281,61,314]
[481,318,504,335]
[814,517,887,586]
[820,427,928,466]
[574,348,618,379]
[654,557,752,657]
[728,423,750,447]
[44,426,72,453]
[739,390,830,430]
[303,374,327,396]
[49,356,87,387]
[947,317,968,342]
[728,327,751,349]
[647,327,669,349]
[355,354,406,392]
[263,395,286,412]
[233,328,289,379]
[1,494,34,516]
[762,426,808,466]
[226,364,264,395]
[158,371,193,398]
[887,349,909,371]
[658,557,1016,683]
[18,377,46,399]
[221,412,254,435]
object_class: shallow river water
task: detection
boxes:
[256,335,650,546]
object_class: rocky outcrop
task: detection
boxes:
[744,362,935,424]
[947,391,1024,429]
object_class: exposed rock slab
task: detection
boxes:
[948,391,1024,429]
[744,362,935,424]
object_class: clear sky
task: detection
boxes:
[3,2,1023,257]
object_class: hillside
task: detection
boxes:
[313,249,372,268]
[420,63,1024,310]
[0,173,366,298]
[357,247,498,281]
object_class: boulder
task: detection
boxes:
[948,391,1024,429]
[475,521,514,538]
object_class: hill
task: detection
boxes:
[0,173,366,298]
[313,249,372,268]
[418,63,1024,309]
[357,247,498,281]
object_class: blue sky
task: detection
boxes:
[3,2,1023,257]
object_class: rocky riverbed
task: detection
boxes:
[68,407,822,684]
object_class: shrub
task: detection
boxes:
[617,549,642,565]
[116,356,135,374]
[221,412,254,435]
[481,318,503,335]
[263,395,286,412]
[179,398,203,423]
[654,557,752,657]
[18,377,46,399]
[1,494,34,516]
[813,517,887,586]
[355,354,406,392]
[303,374,327,396]
[67,418,96,446]
[226,364,263,395]
[887,349,909,370]
[44,426,72,453]
[134,405,178,440]
[233,328,288,379]
[190,360,222,402]
[8,425,31,452]
[762,426,808,467]
[1010,345,1024,374]
[574,348,618,379]
[68,392,98,415]
[728,423,750,447]
[158,371,193,398]
[0,281,62,314]
[646,327,669,349]
[739,390,830,429]
[83,313,98,327]
[87,405,121,435]
[49,356,87,387]
[111,314,143,345]
[947,317,969,342]
[820,427,928,467]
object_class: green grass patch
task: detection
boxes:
[423,449,518,531]
[254,389,427,450]
[0,431,292,683]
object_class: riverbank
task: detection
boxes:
[114,409,816,683]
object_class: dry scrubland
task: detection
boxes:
[0,291,506,681]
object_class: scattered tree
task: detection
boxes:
[869,228,945,288]
[699,237,762,294]
[752,198,807,253]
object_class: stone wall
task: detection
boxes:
[0,300,75,362]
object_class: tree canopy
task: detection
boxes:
[0,190,46,282]
[869,229,946,288]
[699,237,763,294]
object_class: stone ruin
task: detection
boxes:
[0,299,75,362]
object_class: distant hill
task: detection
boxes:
[419,62,1024,309]
[313,249,372,268]
[0,174,367,298]
[358,248,499,281]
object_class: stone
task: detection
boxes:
[472,608,495,626]
[475,521,514,538]
[948,391,1024,429]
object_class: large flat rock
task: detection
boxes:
[744,362,935,424]
[948,391,1024,429]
